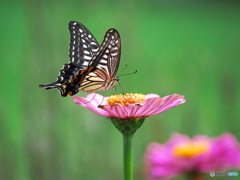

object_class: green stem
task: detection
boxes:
[123,133,133,180]
[110,117,145,180]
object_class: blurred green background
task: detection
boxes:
[1,0,240,179]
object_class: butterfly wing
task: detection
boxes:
[78,29,121,92]
[39,21,99,96]
[69,21,99,68]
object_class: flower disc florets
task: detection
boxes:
[106,93,146,106]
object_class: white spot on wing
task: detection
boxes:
[110,41,115,45]
[111,52,118,56]
[84,55,92,60]
[111,47,119,56]
[83,61,89,66]
[100,59,107,63]
[103,54,108,59]
[84,50,90,55]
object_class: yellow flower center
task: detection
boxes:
[173,141,210,158]
[106,93,146,106]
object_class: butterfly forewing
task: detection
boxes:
[88,29,120,77]
[69,21,99,68]
[77,29,121,92]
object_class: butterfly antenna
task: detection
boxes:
[117,64,128,76]
[118,70,137,78]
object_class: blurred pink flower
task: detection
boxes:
[72,93,185,120]
[144,133,240,180]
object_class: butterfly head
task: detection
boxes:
[114,77,120,82]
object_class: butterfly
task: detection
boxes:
[39,21,121,97]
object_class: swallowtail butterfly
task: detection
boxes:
[39,21,121,96]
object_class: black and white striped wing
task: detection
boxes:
[89,29,121,77]
[69,21,99,68]
[39,21,100,96]
[77,29,121,92]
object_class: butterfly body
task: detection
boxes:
[39,21,121,96]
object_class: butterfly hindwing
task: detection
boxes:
[39,63,81,96]
[89,29,121,77]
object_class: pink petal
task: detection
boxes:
[128,104,144,117]
[142,98,167,116]
[100,105,122,118]
[136,97,165,117]
[85,93,108,106]
[72,96,89,107]
[111,105,129,119]
[145,142,188,179]
[165,133,191,149]
[146,94,160,99]
[195,134,240,172]
[149,95,185,115]
[73,96,111,117]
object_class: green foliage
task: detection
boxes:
[1,1,240,180]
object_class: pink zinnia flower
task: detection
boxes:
[144,133,240,180]
[72,93,185,119]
